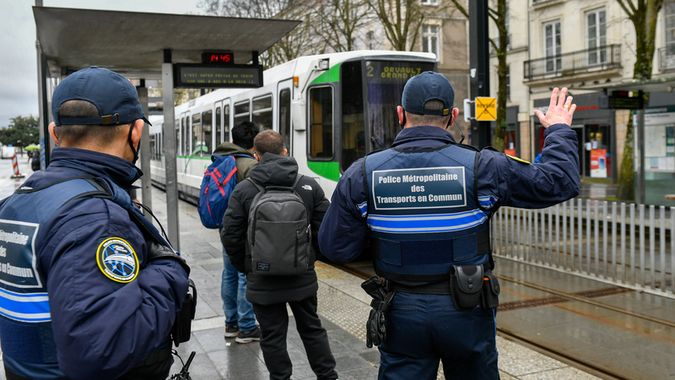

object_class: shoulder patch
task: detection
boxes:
[96,237,139,283]
[505,154,531,165]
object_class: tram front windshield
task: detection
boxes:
[340,60,435,171]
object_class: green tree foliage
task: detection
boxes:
[0,116,40,147]
[616,0,664,201]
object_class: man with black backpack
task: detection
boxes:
[221,130,338,380]
[210,121,262,343]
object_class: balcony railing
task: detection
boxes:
[524,44,621,81]
[658,47,675,72]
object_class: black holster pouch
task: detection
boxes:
[171,279,197,346]
[361,276,394,348]
[449,265,500,310]
[481,272,500,309]
[449,265,484,309]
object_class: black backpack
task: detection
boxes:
[246,176,312,276]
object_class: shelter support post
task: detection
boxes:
[162,49,180,249]
[137,82,153,222]
[469,0,491,149]
[35,0,50,168]
[636,92,646,204]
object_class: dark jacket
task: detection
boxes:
[319,124,580,263]
[8,148,188,379]
[213,142,257,182]
[221,153,330,305]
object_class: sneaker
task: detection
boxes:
[235,326,261,344]
[224,324,239,338]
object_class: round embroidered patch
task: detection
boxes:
[96,237,139,283]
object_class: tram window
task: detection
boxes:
[181,117,188,155]
[234,101,250,127]
[191,113,202,155]
[175,124,179,156]
[308,86,334,160]
[224,105,231,142]
[252,95,273,131]
[341,61,366,171]
[215,106,222,145]
[203,110,213,154]
[279,89,291,152]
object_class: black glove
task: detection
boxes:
[366,307,387,348]
[147,241,190,275]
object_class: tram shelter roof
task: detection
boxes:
[33,6,300,77]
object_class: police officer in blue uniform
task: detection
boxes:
[318,72,580,379]
[0,67,190,380]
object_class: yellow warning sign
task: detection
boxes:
[475,97,497,121]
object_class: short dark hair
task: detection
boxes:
[55,100,128,144]
[254,130,284,156]
[232,121,259,150]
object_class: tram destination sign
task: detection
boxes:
[174,64,263,88]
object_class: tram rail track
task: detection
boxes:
[331,261,664,380]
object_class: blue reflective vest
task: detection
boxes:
[0,177,170,379]
[364,143,491,283]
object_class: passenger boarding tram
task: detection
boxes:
[149,50,437,202]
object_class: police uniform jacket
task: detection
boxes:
[1,148,189,379]
[318,124,580,266]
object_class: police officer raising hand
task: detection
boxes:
[319,72,580,380]
[535,87,577,128]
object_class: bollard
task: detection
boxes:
[10,153,25,179]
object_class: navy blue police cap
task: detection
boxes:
[402,71,454,116]
[51,66,150,126]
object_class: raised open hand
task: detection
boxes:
[534,87,576,128]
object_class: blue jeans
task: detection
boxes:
[378,292,498,380]
[221,250,256,332]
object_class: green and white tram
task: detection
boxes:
[149,50,436,201]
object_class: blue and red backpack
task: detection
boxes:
[198,153,252,229]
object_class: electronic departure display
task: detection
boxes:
[202,51,234,64]
[365,61,435,83]
[174,64,263,88]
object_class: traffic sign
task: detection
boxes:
[475,97,497,121]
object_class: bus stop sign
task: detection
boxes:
[475,97,497,121]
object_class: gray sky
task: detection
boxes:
[0,0,203,127]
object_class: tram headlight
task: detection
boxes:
[318,58,330,71]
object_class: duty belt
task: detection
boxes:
[388,280,452,295]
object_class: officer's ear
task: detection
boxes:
[449,107,460,127]
[48,122,60,146]
[396,105,406,128]
[130,119,144,147]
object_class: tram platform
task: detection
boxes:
[144,188,598,380]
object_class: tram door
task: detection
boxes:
[277,79,293,157]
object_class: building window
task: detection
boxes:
[544,21,561,73]
[421,0,439,5]
[506,65,511,100]
[587,9,607,64]
[666,2,675,56]
[422,24,440,61]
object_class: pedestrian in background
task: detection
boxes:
[221,130,338,380]
[319,71,580,379]
[213,120,262,343]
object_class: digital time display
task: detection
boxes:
[202,51,234,64]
